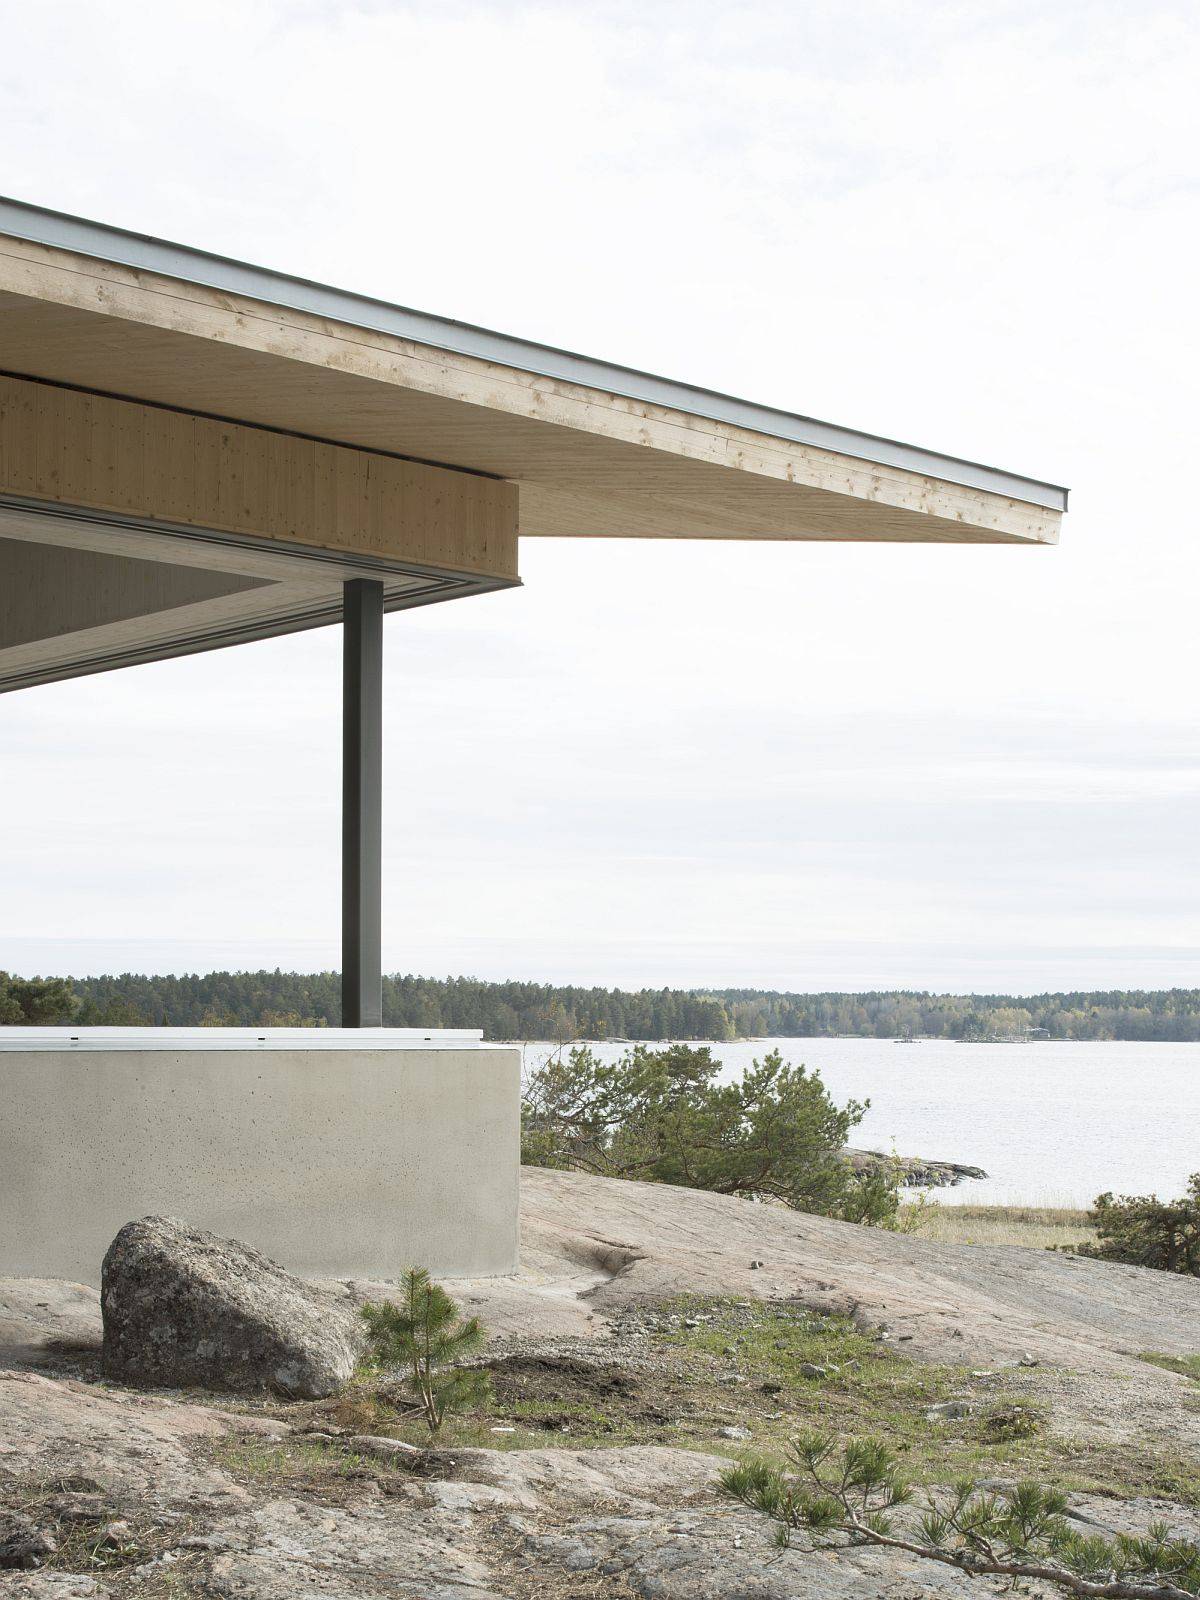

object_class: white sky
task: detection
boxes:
[2,0,1198,993]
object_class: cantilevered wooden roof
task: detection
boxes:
[0,196,1065,690]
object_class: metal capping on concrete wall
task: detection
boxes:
[0,194,1068,513]
[0,1027,486,1050]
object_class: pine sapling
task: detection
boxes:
[360,1268,491,1435]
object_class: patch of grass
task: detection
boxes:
[1139,1351,1200,1382]
[656,1296,962,1452]
[216,1301,1200,1511]
[651,1298,1200,1507]
[902,1204,1096,1250]
[503,1396,618,1433]
[211,1434,384,1493]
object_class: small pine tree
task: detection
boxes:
[360,1269,491,1435]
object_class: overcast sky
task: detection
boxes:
[2,0,1198,994]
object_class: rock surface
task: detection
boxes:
[469,1166,1200,1372]
[1,1579,109,1599]
[5,1172,1200,1597]
[1,1372,1197,1600]
[0,1278,102,1368]
[101,1217,361,1398]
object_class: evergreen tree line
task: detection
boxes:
[8,970,1200,1040]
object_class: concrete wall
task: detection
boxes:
[0,1047,520,1285]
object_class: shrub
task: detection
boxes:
[722,1431,1200,1596]
[359,1269,491,1435]
[522,1042,896,1221]
[1078,1174,1200,1276]
[981,1403,1044,1442]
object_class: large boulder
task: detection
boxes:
[100,1217,361,1397]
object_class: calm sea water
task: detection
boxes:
[520,1037,1200,1208]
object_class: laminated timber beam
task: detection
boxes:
[0,373,519,691]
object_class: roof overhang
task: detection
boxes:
[0,195,1066,690]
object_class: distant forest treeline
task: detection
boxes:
[38,972,1200,1041]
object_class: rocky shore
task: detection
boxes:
[843,1146,988,1187]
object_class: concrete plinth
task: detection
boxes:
[0,1028,520,1285]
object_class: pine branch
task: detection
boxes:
[721,1438,1200,1600]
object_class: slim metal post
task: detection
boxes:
[342,579,384,1027]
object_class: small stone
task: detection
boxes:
[799,1363,826,1379]
[749,1260,764,1270]
[718,1425,751,1440]
[926,1400,973,1421]
[349,1434,422,1461]
[1018,1353,1040,1367]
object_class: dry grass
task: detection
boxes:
[901,1203,1096,1250]
[2,1473,210,1598]
[477,1507,644,1600]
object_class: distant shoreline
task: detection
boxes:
[39,972,1200,1043]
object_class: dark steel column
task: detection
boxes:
[342,579,384,1027]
